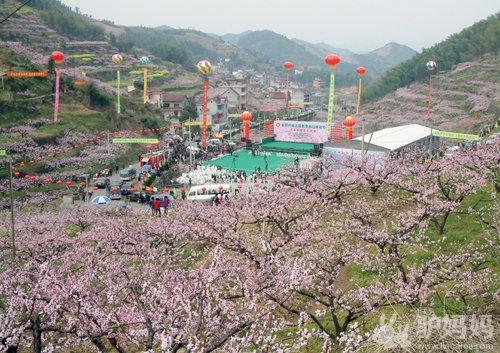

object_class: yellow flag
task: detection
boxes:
[81,72,86,77]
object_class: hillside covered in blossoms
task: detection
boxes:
[358,56,500,134]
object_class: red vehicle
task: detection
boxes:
[140,152,164,168]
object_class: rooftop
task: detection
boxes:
[353,124,437,151]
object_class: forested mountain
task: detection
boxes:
[218,31,253,45]
[363,12,500,103]
[237,30,325,67]
[310,41,353,56]
[17,0,106,41]
[237,30,416,78]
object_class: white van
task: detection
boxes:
[187,184,232,202]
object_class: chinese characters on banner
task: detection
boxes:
[54,68,60,124]
[274,120,331,143]
[202,81,208,148]
[263,121,274,138]
[331,125,343,142]
[326,71,335,134]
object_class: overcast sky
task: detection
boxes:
[60,0,499,53]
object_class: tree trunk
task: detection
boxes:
[32,317,42,353]
[90,336,109,353]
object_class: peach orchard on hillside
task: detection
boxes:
[0,144,499,353]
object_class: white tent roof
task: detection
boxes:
[353,124,438,151]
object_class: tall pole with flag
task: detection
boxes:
[197,60,211,149]
[112,54,123,114]
[427,61,436,156]
[356,67,366,156]
[325,55,340,138]
[140,56,150,105]
[51,51,64,124]
[426,61,436,117]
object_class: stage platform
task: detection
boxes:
[259,140,315,154]
[203,139,317,174]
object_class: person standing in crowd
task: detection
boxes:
[163,196,169,215]
[154,198,161,216]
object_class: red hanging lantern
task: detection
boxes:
[24,175,30,179]
[325,54,340,68]
[93,186,98,190]
[66,147,71,152]
[284,61,293,70]
[20,162,25,167]
[57,180,63,185]
[218,186,223,190]
[56,151,61,155]
[48,154,53,158]
[164,188,170,193]
[237,185,242,189]
[45,178,51,183]
[356,67,366,76]
[89,138,94,143]
[74,145,79,149]
[254,183,259,187]
[80,142,84,145]
[80,182,85,187]
[201,187,206,192]
[97,136,101,140]
[37,157,42,162]
[343,116,356,141]
[112,187,118,192]
[51,51,65,64]
[180,187,186,193]
[102,133,106,137]
[29,160,34,164]
[66,181,72,186]
[11,166,16,171]
[291,179,296,184]
[31,176,36,181]
[130,187,135,193]
[14,172,20,177]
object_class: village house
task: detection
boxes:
[162,94,190,120]
[290,89,311,105]
[145,88,164,109]
[195,95,229,123]
[218,78,248,112]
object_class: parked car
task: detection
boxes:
[150,194,176,207]
[79,172,94,182]
[119,167,137,181]
[94,177,110,189]
[120,183,133,195]
[444,146,460,159]
[128,191,143,203]
[109,187,122,200]
[110,179,124,189]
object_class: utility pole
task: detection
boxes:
[8,160,15,259]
